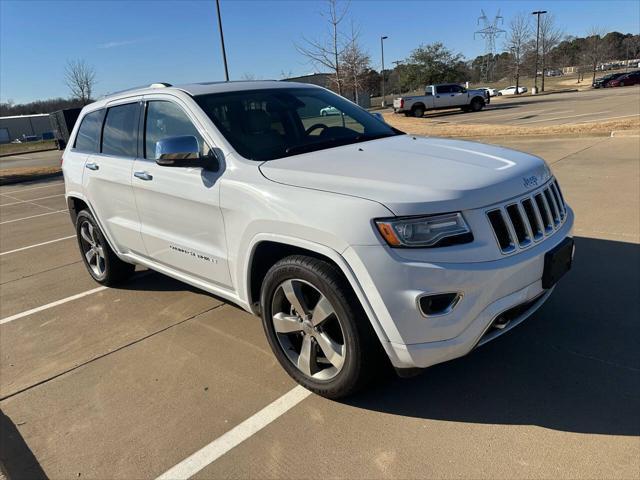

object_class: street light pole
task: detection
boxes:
[532,10,547,94]
[380,36,388,107]
[216,0,230,81]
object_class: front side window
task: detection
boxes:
[101,103,139,157]
[74,110,104,152]
[144,101,207,159]
[194,87,400,161]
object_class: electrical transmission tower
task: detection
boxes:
[474,9,506,82]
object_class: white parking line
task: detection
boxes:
[156,385,312,480]
[0,285,107,325]
[0,235,76,256]
[1,193,65,207]
[0,182,64,195]
[0,210,66,224]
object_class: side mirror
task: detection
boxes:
[155,135,219,171]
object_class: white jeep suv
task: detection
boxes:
[62,81,574,398]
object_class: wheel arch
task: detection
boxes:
[66,194,122,257]
[243,234,396,361]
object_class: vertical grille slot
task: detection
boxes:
[550,182,565,219]
[554,181,566,208]
[505,204,531,247]
[544,188,560,225]
[534,193,553,233]
[487,209,515,253]
[522,198,543,241]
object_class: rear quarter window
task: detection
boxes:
[74,110,104,153]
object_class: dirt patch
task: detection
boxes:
[383,114,640,138]
[0,166,62,185]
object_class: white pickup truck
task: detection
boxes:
[393,83,489,117]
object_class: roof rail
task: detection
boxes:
[149,82,172,88]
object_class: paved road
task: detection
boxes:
[0,136,638,479]
[397,85,640,126]
[0,150,62,170]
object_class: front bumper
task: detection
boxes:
[343,208,574,369]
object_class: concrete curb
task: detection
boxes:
[0,148,58,158]
[610,129,640,138]
[0,171,62,186]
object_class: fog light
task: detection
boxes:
[418,292,462,317]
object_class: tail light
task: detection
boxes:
[400,99,404,108]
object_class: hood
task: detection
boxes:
[259,135,552,216]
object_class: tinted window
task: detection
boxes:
[102,103,139,157]
[450,85,463,93]
[145,101,206,159]
[74,110,104,152]
[436,85,452,94]
[194,88,399,161]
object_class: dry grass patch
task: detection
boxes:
[383,113,640,138]
[0,140,57,156]
[0,166,61,184]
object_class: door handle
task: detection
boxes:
[134,171,153,181]
[85,162,99,171]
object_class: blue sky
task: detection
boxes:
[2,0,639,103]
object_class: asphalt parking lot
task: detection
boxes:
[0,133,639,479]
[401,85,640,126]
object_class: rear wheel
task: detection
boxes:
[75,210,135,286]
[260,255,381,398]
[470,97,484,112]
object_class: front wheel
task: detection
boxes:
[260,255,381,399]
[75,210,135,286]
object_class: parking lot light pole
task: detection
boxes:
[381,36,388,107]
[216,0,230,81]
[532,10,547,93]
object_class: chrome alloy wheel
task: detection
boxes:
[79,220,106,277]
[271,279,346,380]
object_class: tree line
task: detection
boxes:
[298,1,640,98]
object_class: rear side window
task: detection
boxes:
[74,110,104,152]
[436,85,452,94]
[102,103,139,157]
[144,101,206,159]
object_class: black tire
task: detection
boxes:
[412,105,424,118]
[75,209,135,286]
[470,97,484,112]
[620,81,625,87]
[260,255,382,399]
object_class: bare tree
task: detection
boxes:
[506,13,531,95]
[583,26,612,85]
[295,0,349,95]
[539,14,563,91]
[65,59,96,105]
[340,23,370,104]
[240,72,256,80]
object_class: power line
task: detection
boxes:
[474,9,506,82]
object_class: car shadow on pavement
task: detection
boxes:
[346,236,640,436]
[0,410,47,480]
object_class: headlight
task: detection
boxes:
[375,212,472,248]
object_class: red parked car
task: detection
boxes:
[608,71,640,87]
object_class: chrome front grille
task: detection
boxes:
[487,179,567,254]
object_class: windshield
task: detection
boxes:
[194,87,401,161]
